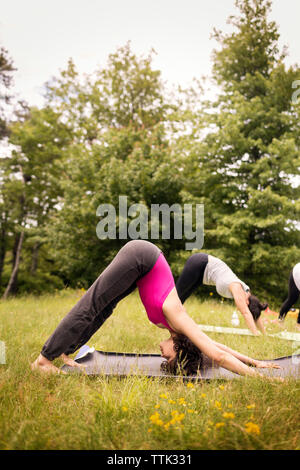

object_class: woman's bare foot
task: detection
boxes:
[60,354,85,369]
[31,354,66,374]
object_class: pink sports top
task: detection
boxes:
[137,253,175,331]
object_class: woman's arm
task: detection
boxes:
[211,340,256,366]
[229,283,262,335]
[212,340,280,369]
[163,289,262,378]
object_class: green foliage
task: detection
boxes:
[181,0,300,300]
[1,1,299,303]
[42,44,184,285]
[0,106,71,293]
[0,46,15,139]
[211,0,283,93]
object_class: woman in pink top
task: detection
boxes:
[31,240,279,377]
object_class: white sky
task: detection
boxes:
[0,0,300,107]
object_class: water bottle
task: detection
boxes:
[231,311,240,326]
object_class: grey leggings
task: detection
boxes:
[41,240,161,361]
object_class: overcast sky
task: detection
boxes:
[1,0,300,107]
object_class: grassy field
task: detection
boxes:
[0,289,299,450]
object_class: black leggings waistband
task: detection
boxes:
[176,253,209,304]
[279,270,300,323]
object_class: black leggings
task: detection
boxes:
[175,253,209,304]
[279,271,300,323]
[41,240,161,361]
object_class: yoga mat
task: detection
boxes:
[198,325,253,336]
[61,346,300,380]
[197,324,300,342]
[271,331,300,342]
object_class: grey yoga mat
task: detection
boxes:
[61,345,300,380]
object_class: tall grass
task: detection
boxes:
[0,289,299,450]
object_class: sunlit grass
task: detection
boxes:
[0,289,299,450]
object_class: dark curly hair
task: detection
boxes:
[161,334,203,376]
[248,294,268,320]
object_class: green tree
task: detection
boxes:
[0,46,15,139]
[0,45,16,287]
[182,0,300,303]
[1,106,70,297]
[43,44,183,286]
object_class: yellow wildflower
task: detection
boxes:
[178,397,187,406]
[201,393,207,398]
[215,422,225,429]
[214,400,222,409]
[170,410,185,422]
[155,403,161,409]
[168,399,176,404]
[222,412,235,420]
[122,406,128,412]
[159,393,168,399]
[246,404,256,409]
[149,412,164,426]
[245,422,260,435]
[186,382,194,388]
[219,385,225,390]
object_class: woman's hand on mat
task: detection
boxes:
[254,360,281,369]
[31,354,67,375]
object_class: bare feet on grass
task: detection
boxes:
[31,354,66,374]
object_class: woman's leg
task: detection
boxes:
[279,271,300,321]
[175,253,208,303]
[38,240,160,362]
